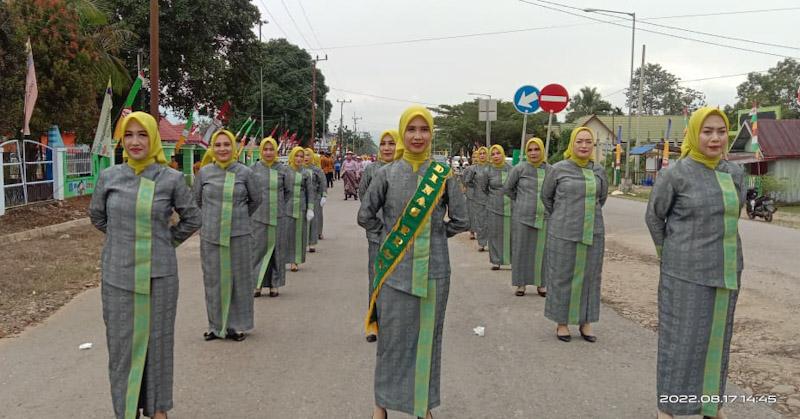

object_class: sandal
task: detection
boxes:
[269,290,279,297]
[537,287,547,297]
[254,290,262,298]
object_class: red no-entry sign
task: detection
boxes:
[539,84,569,113]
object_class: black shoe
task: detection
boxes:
[537,287,547,298]
[366,334,377,343]
[557,334,571,342]
[515,289,525,296]
[227,331,247,342]
[309,247,316,253]
[203,332,220,341]
[254,290,262,298]
[491,265,500,271]
[269,290,279,297]
[579,326,597,343]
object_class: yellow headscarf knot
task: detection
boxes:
[680,107,730,170]
[379,129,400,163]
[119,112,168,175]
[200,130,239,170]
[288,146,305,171]
[489,144,507,168]
[525,137,547,167]
[399,105,434,172]
[258,137,279,167]
[564,127,595,168]
[477,146,489,165]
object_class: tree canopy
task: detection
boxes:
[565,86,620,122]
[625,63,706,115]
[733,58,800,119]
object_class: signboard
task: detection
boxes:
[478,98,497,122]
[513,85,540,114]
[539,84,569,113]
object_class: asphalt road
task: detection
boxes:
[0,183,784,418]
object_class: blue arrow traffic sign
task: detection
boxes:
[513,85,540,114]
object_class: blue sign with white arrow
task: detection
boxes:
[513,85,540,114]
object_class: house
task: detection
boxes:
[564,114,688,163]
[729,119,800,203]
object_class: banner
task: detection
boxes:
[92,79,114,157]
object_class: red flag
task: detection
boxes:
[269,124,279,139]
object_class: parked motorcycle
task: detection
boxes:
[746,188,777,222]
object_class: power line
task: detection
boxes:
[643,7,800,20]
[257,0,288,38]
[517,0,799,59]
[278,0,314,50]
[297,0,326,53]
[329,87,440,107]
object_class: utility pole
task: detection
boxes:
[258,19,269,137]
[352,112,362,154]
[149,0,159,117]
[336,99,351,155]
[311,55,328,148]
[634,44,646,184]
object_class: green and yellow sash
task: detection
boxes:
[124,177,155,419]
[217,172,235,336]
[501,170,512,265]
[256,168,279,289]
[364,161,451,336]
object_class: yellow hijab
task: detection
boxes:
[525,137,547,167]
[477,146,489,165]
[399,105,434,172]
[680,107,730,170]
[378,129,401,163]
[489,144,507,168]
[288,146,305,171]
[564,127,595,168]
[258,137,279,167]
[200,130,239,169]
[303,148,316,168]
[119,112,168,175]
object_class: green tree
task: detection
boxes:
[565,86,614,122]
[0,0,108,140]
[734,58,800,119]
[625,63,706,115]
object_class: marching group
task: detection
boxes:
[90,104,745,419]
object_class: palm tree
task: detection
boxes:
[565,86,613,122]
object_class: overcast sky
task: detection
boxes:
[253,0,799,139]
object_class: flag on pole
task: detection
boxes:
[200,101,232,148]
[175,111,195,153]
[112,72,146,141]
[92,79,114,157]
[23,38,38,136]
[749,102,763,160]
[269,124,279,139]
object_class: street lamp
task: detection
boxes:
[584,7,635,189]
[468,92,493,147]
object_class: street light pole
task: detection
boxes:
[258,19,268,136]
[311,55,328,149]
[584,7,635,190]
[352,112,362,154]
[468,92,493,147]
[336,99,351,154]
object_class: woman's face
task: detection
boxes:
[526,142,541,162]
[403,116,431,154]
[478,149,487,163]
[379,135,397,162]
[213,135,234,163]
[698,114,728,159]
[491,148,503,164]
[304,152,313,165]
[573,130,594,160]
[123,120,150,160]
[294,151,305,167]
[260,142,276,162]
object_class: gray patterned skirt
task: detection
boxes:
[487,210,512,266]
[201,236,254,335]
[474,203,488,247]
[544,234,604,325]
[102,276,178,419]
[281,216,308,265]
[511,220,546,287]
[375,278,450,417]
[252,222,285,289]
[309,200,323,245]
[657,273,739,416]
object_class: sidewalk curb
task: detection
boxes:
[1,218,91,244]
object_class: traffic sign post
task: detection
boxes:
[539,84,569,156]
[513,85,540,151]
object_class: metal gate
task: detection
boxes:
[1,139,55,208]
